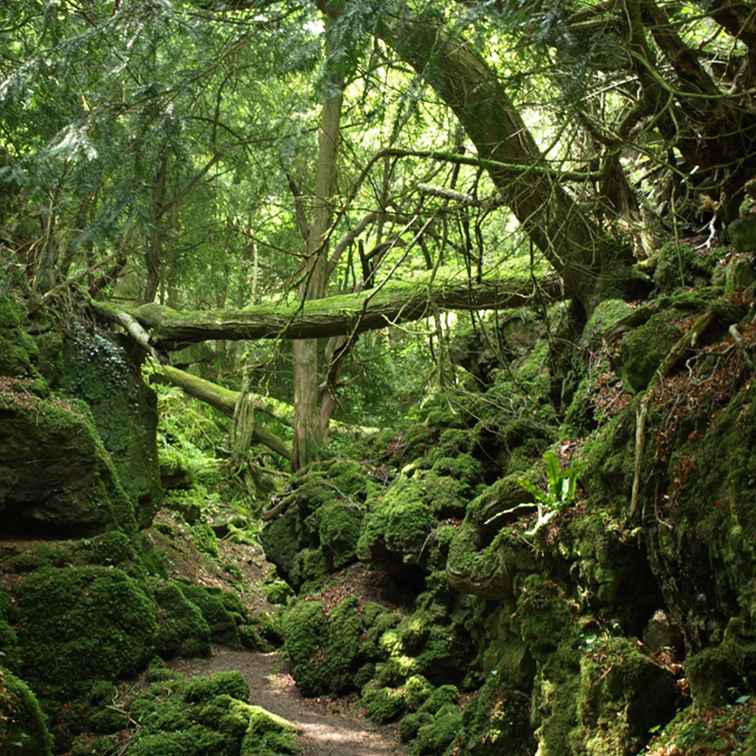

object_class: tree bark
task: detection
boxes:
[96,273,562,349]
[292,13,345,469]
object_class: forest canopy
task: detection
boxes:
[2,0,756,465]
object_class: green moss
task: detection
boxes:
[318,500,363,569]
[399,711,433,742]
[192,523,219,558]
[290,548,328,593]
[125,726,231,755]
[619,309,688,392]
[128,672,254,756]
[357,478,435,566]
[417,684,458,716]
[0,668,53,756]
[282,597,363,696]
[60,326,161,528]
[262,578,292,606]
[575,636,677,755]
[645,699,756,755]
[240,705,301,755]
[361,683,407,723]
[411,703,462,755]
[88,706,129,734]
[149,579,211,659]
[183,672,250,704]
[461,680,533,755]
[654,242,724,292]
[686,637,756,708]
[14,566,157,697]
[178,583,242,648]
[403,675,433,711]
[0,591,21,673]
[0,391,137,534]
[0,298,40,379]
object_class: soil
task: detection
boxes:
[170,647,406,756]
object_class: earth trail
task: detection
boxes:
[170,647,406,756]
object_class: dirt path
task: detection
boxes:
[170,647,406,756]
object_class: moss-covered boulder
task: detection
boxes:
[361,682,407,723]
[459,681,533,755]
[411,702,462,755]
[260,459,374,589]
[575,637,677,755]
[0,668,53,756]
[282,597,364,696]
[149,579,211,659]
[685,629,756,708]
[644,698,756,755]
[178,583,243,648]
[619,309,687,392]
[318,500,363,569]
[126,670,300,756]
[14,566,157,696]
[0,387,136,535]
[0,591,21,673]
[356,477,435,569]
[653,243,724,292]
[59,326,161,528]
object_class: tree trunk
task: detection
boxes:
[292,14,345,470]
[98,272,562,349]
[143,148,168,304]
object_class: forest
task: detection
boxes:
[0,0,755,754]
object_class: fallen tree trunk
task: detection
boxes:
[153,365,292,461]
[156,364,375,438]
[94,273,562,350]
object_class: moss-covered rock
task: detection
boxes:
[653,243,724,292]
[575,636,677,755]
[260,459,374,588]
[149,579,211,659]
[126,669,300,756]
[0,591,21,673]
[178,583,242,648]
[0,667,53,756]
[644,698,756,755]
[0,389,137,535]
[357,477,435,568]
[361,682,407,723]
[14,566,157,696]
[460,680,533,755]
[686,631,756,708]
[411,702,462,755]
[59,326,161,529]
[619,308,687,392]
[318,500,363,569]
[282,597,363,696]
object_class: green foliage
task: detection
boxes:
[518,450,581,513]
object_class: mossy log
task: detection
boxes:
[93,274,562,349]
[154,366,292,460]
